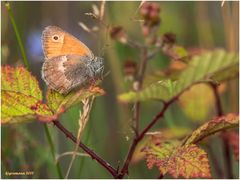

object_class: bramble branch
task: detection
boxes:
[52,120,118,177]
[210,83,233,179]
[117,97,178,178]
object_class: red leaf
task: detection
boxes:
[143,139,211,178]
[183,113,239,145]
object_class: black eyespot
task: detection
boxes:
[53,36,59,40]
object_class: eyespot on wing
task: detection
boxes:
[42,26,94,59]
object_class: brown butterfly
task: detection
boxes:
[41,26,103,94]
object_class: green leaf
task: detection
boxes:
[182,113,239,145]
[212,64,239,82]
[47,86,105,113]
[1,66,53,124]
[143,139,211,178]
[143,71,169,88]
[118,50,238,103]
[178,83,215,122]
[118,80,177,102]
[149,127,192,140]
[175,50,238,94]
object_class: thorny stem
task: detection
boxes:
[52,120,118,178]
[211,83,223,116]
[117,97,177,178]
[133,48,148,136]
[211,83,233,179]
[53,95,177,179]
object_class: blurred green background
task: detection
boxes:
[1,1,239,179]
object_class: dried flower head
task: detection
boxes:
[162,32,176,45]
[124,60,137,76]
[140,2,161,36]
[110,26,127,44]
[140,2,160,22]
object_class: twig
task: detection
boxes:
[52,120,118,178]
[132,48,148,135]
[211,83,223,116]
[117,97,177,178]
[210,83,233,179]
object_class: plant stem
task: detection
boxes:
[211,83,233,179]
[211,83,223,116]
[117,97,177,178]
[133,48,148,135]
[157,173,164,179]
[43,125,63,178]
[122,47,148,177]
[222,138,233,178]
[5,2,63,178]
[52,120,118,177]
[4,2,29,69]
[205,144,223,178]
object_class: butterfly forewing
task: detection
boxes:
[42,26,94,59]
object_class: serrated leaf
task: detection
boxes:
[132,127,191,164]
[119,80,177,102]
[178,83,215,122]
[143,71,168,88]
[143,139,211,178]
[118,50,238,103]
[1,66,53,124]
[47,86,105,113]
[183,113,239,145]
[175,50,238,94]
[212,64,238,82]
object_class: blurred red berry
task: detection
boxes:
[110,26,127,44]
[124,60,137,76]
[162,32,176,45]
[140,2,161,36]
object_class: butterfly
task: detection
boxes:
[41,26,104,95]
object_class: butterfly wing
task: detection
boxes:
[42,26,94,59]
[42,54,94,94]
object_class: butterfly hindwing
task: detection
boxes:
[42,55,94,94]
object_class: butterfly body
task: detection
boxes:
[41,26,103,94]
